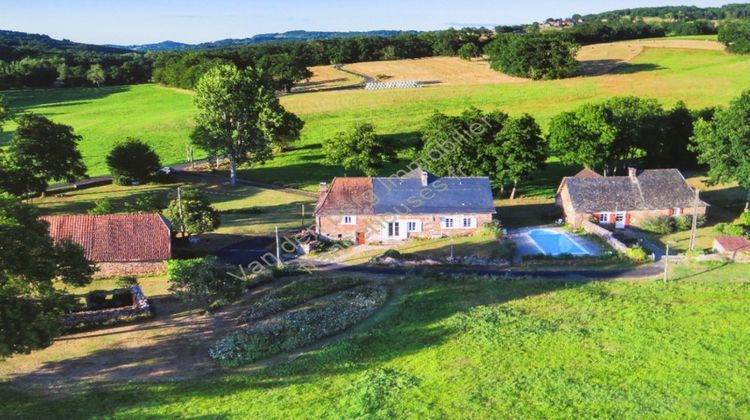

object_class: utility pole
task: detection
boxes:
[689,189,700,251]
[177,187,185,237]
[663,243,669,283]
[275,225,282,268]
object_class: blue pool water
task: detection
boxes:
[526,229,589,256]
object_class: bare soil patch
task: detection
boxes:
[0,279,293,392]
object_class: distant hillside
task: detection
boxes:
[112,30,415,51]
[106,40,192,52]
[0,29,130,60]
[575,3,750,22]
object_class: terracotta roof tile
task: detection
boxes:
[41,213,171,262]
[316,178,374,215]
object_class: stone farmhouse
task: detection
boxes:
[314,168,496,243]
[556,168,708,229]
[41,213,172,277]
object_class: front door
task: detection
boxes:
[356,231,366,245]
[615,212,627,229]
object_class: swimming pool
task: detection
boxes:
[526,229,589,256]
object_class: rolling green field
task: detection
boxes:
[0,84,199,176]
[2,264,749,418]
[3,46,750,193]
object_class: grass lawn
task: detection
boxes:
[1,84,199,176]
[2,263,750,417]
[34,174,315,250]
[245,46,750,191]
[4,46,750,195]
[56,275,172,298]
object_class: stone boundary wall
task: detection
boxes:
[62,285,151,329]
[581,220,629,253]
[94,261,166,278]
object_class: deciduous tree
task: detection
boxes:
[163,188,220,237]
[0,194,95,358]
[323,122,396,176]
[496,115,548,199]
[193,64,303,186]
[2,114,86,195]
[86,64,106,87]
[691,90,750,209]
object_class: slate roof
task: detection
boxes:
[556,168,604,194]
[563,169,708,213]
[315,169,495,215]
[41,213,171,262]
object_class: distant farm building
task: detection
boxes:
[41,213,171,276]
[557,168,708,229]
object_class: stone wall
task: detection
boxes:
[581,220,629,253]
[94,261,166,278]
[317,213,494,243]
[63,285,151,329]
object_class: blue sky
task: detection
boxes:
[0,0,733,45]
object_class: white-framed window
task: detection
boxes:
[598,213,609,223]
[462,217,477,228]
[441,217,454,229]
[341,215,356,225]
[673,207,683,216]
[615,213,625,223]
[407,221,417,232]
[387,222,400,237]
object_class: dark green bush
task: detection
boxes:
[640,216,675,234]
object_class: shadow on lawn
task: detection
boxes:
[2,85,130,109]
[5,275,595,417]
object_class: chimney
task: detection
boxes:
[628,167,638,181]
[319,182,328,196]
[420,170,429,187]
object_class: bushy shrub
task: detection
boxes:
[482,220,503,239]
[640,216,674,234]
[737,211,750,227]
[714,222,747,236]
[624,245,649,263]
[347,368,421,418]
[166,256,243,308]
[382,249,402,259]
[88,199,115,215]
[210,285,388,366]
[106,138,162,185]
[674,214,707,231]
[239,276,365,322]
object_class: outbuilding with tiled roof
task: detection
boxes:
[41,213,171,276]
